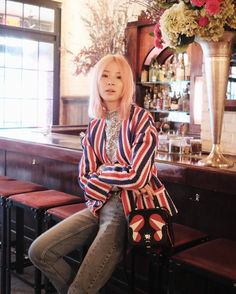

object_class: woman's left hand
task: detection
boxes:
[133,184,154,200]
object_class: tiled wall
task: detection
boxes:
[201,71,236,155]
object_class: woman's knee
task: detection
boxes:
[28,238,45,265]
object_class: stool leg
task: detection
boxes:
[0,199,7,294]
[15,207,25,274]
[6,201,12,294]
[34,211,43,294]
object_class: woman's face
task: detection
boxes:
[98,60,124,111]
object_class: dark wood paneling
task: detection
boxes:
[6,151,83,196]
[61,96,89,125]
[0,149,5,176]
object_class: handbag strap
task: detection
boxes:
[128,190,162,211]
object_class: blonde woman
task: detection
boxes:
[29,54,177,294]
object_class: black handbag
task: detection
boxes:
[127,195,174,251]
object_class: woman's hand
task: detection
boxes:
[133,184,154,200]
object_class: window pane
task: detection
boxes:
[40,7,54,32]
[0,67,5,97]
[6,0,23,27]
[21,98,38,126]
[38,71,53,99]
[5,68,22,98]
[0,0,5,25]
[23,4,39,30]
[39,42,53,70]
[22,69,37,98]
[38,99,52,127]
[5,37,22,68]
[0,36,5,66]
[22,39,38,69]
[0,98,4,126]
[4,98,21,127]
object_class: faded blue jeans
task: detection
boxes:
[28,193,127,294]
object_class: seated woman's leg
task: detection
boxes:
[28,208,98,294]
[68,194,127,294]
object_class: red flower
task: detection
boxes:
[154,23,163,48]
[198,16,209,27]
[205,0,221,16]
[191,0,206,7]
[154,37,164,49]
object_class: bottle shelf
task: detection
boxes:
[137,80,190,86]
[148,109,190,115]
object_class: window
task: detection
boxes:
[0,0,61,128]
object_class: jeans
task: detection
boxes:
[28,192,127,294]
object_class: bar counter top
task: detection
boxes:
[0,128,236,193]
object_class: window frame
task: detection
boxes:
[0,0,61,126]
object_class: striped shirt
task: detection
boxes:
[78,104,177,217]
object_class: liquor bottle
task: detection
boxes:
[141,68,148,82]
[176,54,185,81]
[170,92,179,111]
[149,64,154,82]
[143,89,150,109]
[184,53,191,80]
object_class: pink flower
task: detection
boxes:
[205,0,221,16]
[198,16,209,27]
[154,37,164,49]
[191,0,206,7]
[154,23,164,49]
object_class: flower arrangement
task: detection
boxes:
[68,0,131,75]
[151,0,236,51]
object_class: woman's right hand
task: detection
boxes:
[133,184,154,200]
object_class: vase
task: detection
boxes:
[196,31,236,168]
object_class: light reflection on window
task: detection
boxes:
[23,4,39,30]
[5,37,22,68]
[1,1,55,32]
[6,1,22,27]
[0,36,54,128]
[0,0,5,25]
[40,7,54,32]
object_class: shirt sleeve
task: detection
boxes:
[98,115,158,190]
[78,125,112,203]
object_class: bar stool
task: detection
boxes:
[0,179,47,294]
[168,238,236,294]
[6,190,84,294]
[130,223,209,294]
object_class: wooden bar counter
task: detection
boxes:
[0,128,236,240]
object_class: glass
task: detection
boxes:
[4,98,21,127]
[190,139,202,156]
[5,36,22,68]
[6,1,23,27]
[0,0,5,25]
[40,7,54,32]
[37,99,53,127]
[22,39,38,69]
[21,98,38,127]
[0,67,4,97]
[5,68,22,98]
[38,70,53,99]
[22,69,37,98]
[0,36,5,66]
[23,4,39,30]
[39,42,53,71]
[0,98,3,127]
